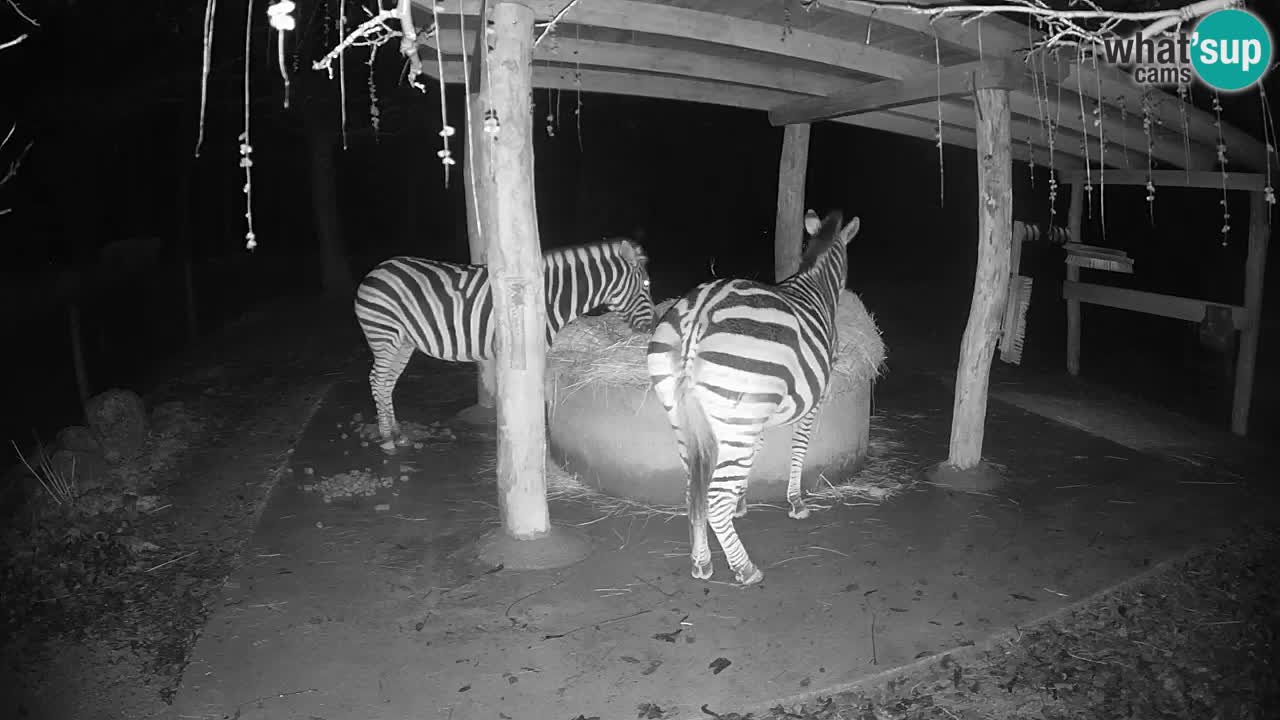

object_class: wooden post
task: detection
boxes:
[68,300,90,420]
[465,32,497,412]
[177,159,198,342]
[1065,182,1085,376]
[485,0,550,540]
[774,123,811,281]
[947,87,1012,470]
[1231,191,1270,436]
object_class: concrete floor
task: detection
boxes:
[165,359,1273,720]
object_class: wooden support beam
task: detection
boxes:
[433,0,929,81]
[817,0,1267,170]
[1063,280,1246,326]
[1065,183,1085,376]
[816,0,1027,58]
[421,59,1074,168]
[1060,169,1268,192]
[485,0,550,540]
[1233,192,1271,436]
[889,95,1149,170]
[769,57,1025,126]
[948,86,1012,470]
[464,11,497,413]
[429,0,1265,171]
[426,28,1217,170]
[774,123,810,281]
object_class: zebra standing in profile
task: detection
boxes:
[647,210,861,585]
[356,238,655,450]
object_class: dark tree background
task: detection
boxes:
[2,0,1277,448]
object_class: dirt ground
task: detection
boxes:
[2,295,1278,719]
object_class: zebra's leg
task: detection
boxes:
[708,437,764,585]
[369,341,415,451]
[734,433,766,518]
[786,406,820,520]
[686,474,713,580]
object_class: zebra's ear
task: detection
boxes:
[803,209,822,237]
[619,239,649,267]
[839,217,861,246]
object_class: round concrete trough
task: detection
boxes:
[546,291,885,507]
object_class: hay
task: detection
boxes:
[475,452,688,524]
[535,289,900,521]
[472,413,916,525]
[546,290,886,398]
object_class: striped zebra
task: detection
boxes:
[356,238,655,450]
[647,210,862,585]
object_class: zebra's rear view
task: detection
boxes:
[647,210,862,585]
[356,238,654,451]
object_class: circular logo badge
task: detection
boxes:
[1191,9,1273,92]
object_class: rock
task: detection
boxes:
[47,448,112,495]
[85,388,149,463]
[56,425,101,454]
[150,400,190,438]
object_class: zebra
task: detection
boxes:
[355,238,655,450]
[647,210,862,585]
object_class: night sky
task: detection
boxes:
[3,0,1278,446]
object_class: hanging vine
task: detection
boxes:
[1141,91,1156,223]
[933,30,944,208]
[240,0,257,251]
[267,0,296,109]
[1260,83,1277,210]
[1212,91,1230,246]
[194,0,217,157]
[1075,43,1092,218]
[1090,41,1106,235]
[338,0,348,150]
[429,0,455,185]
[367,43,380,140]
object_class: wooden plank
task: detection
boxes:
[426,19,1217,169]
[1065,182,1084,376]
[791,0,1257,168]
[768,57,1025,125]
[948,86,1012,470]
[815,0,1028,58]
[1232,191,1271,436]
[433,0,931,80]
[1062,280,1247,326]
[774,123,810,281]
[427,28,849,98]
[421,59,1054,166]
[1060,169,1267,192]
[485,0,551,539]
[465,30,497,412]
[892,95,1148,170]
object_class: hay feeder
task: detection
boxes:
[546,290,886,506]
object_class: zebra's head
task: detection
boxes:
[799,209,862,291]
[604,238,655,333]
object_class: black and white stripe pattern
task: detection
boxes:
[647,210,861,585]
[1014,221,1070,246]
[356,238,654,448]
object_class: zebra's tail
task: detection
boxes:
[674,374,716,532]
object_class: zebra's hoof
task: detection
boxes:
[379,439,398,453]
[735,565,764,586]
[788,504,810,520]
[692,561,713,580]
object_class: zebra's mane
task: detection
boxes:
[542,237,647,268]
[795,210,846,276]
